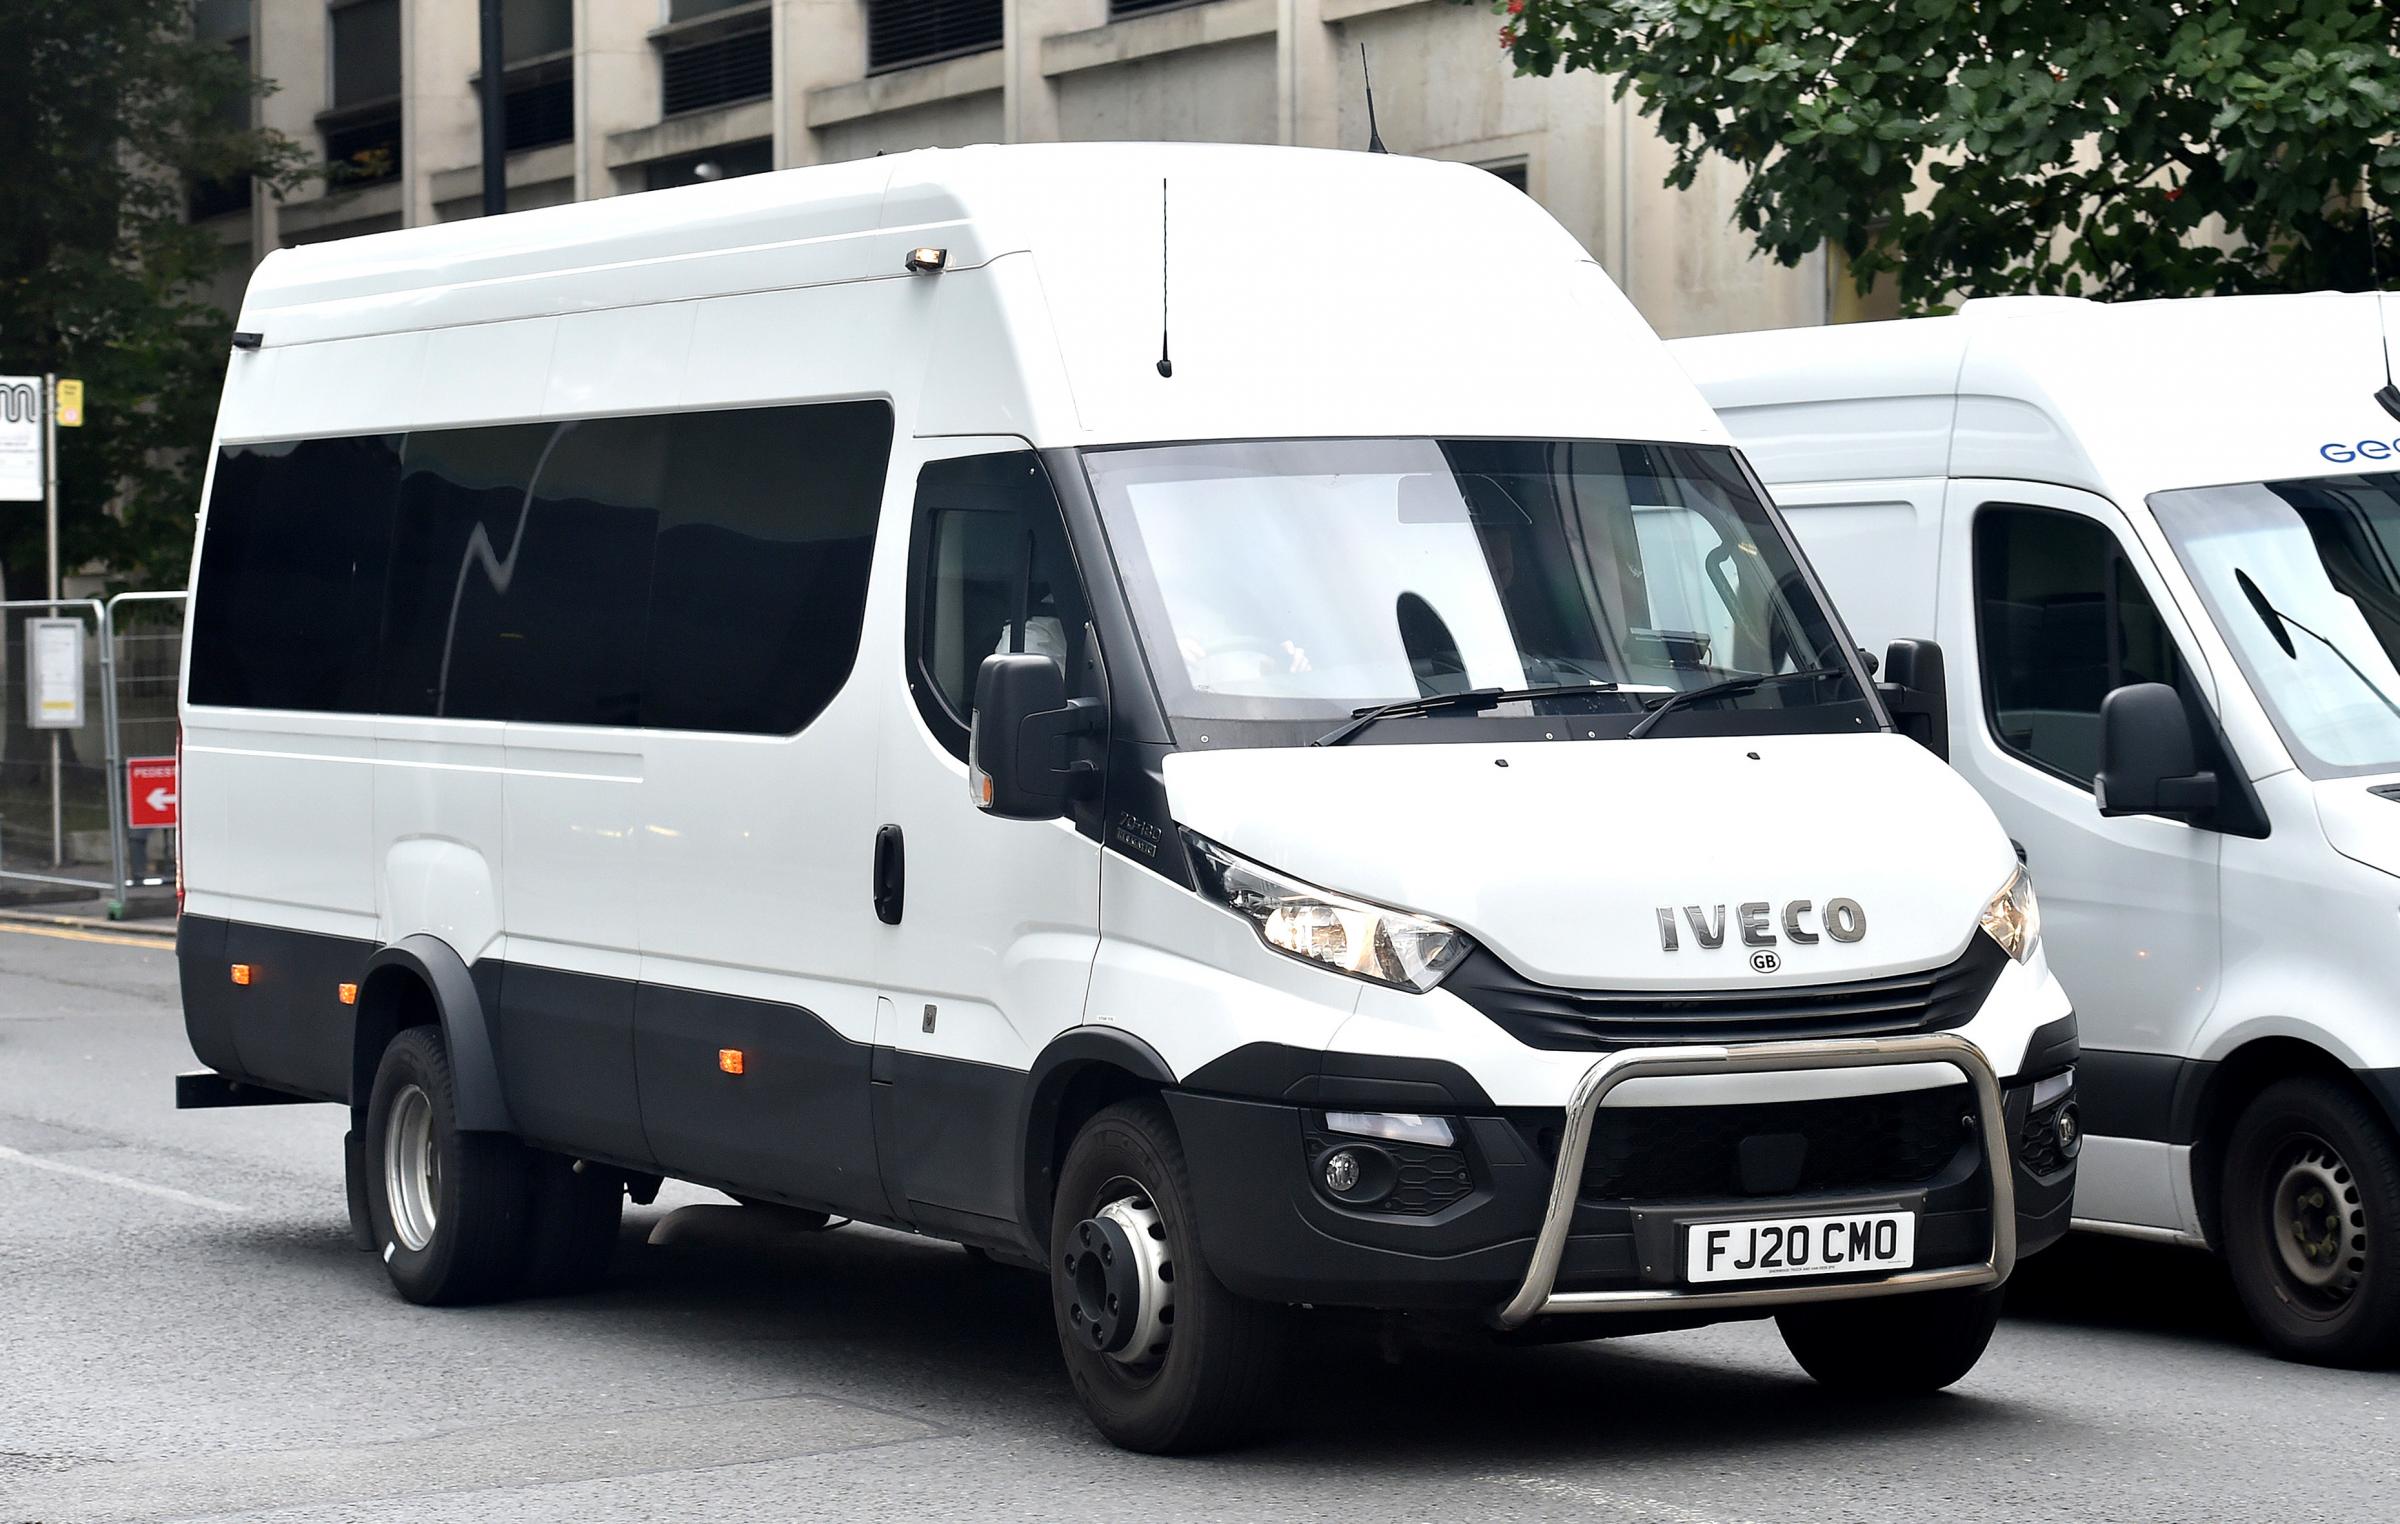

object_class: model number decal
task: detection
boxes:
[1655,898,1865,952]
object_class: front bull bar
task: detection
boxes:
[1493,1032,2015,1329]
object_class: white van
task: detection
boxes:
[1677,293,2400,1367]
[174,143,2076,1451]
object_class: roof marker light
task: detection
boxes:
[904,247,948,274]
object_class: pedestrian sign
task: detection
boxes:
[128,756,179,829]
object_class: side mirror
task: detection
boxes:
[1878,639,1949,762]
[969,653,1104,821]
[2095,682,2218,821]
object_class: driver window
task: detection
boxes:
[910,452,1090,761]
[1975,504,2183,786]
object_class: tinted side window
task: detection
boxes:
[908,452,1090,760]
[1975,505,2181,786]
[189,435,399,712]
[639,401,891,735]
[513,418,661,727]
[381,423,554,719]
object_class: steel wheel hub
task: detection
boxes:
[384,1083,440,1253]
[2271,1136,2365,1305]
[1063,1191,1174,1367]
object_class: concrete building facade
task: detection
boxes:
[194,0,1843,337]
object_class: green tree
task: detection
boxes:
[0,0,306,598]
[1482,0,2400,310]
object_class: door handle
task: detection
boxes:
[873,824,905,925]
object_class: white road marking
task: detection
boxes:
[0,1142,246,1213]
[1478,1473,1763,1524]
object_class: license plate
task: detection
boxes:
[1684,1210,1916,1284]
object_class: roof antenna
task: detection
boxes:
[1361,45,1387,154]
[2369,165,2400,422]
[1156,179,1173,379]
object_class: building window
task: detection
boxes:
[467,0,576,153]
[865,0,1002,74]
[661,24,772,115]
[1480,160,1530,193]
[325,0,403,186]
[1109,0,1207,16]
[189,2,254,220]
[641,139,773,192]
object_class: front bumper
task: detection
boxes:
[1167,1034,2075,1320]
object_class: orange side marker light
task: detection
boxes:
[338,983,358,1006]
[229,964,252,986]
[718,1048,746,1075]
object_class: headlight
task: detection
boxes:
[1186,833,1471,992]
[1979,864,2041,963]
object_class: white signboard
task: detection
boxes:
[0,376,41,503]
[27,618,83,730]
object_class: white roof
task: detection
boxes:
[1672,292,2400,497]
[235,142,1724,450]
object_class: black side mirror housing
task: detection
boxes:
[2096,681,2219,821]
[1878,639,1949,762]
[969,653,1104,821]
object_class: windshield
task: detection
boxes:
[2153,473,2400,779]
[1081,438,1875,747]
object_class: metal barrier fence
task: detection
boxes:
[0,591,186,915]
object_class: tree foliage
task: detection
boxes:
[1482,0,2400,310]
[0,0,306,594]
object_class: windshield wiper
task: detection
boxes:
[2235,568,2400,719]
[1624,666,1849,740]
[1311,683,1633,747]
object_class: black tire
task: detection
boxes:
[1048,1099,1286,1453]
[518,1153,623,1297]
[362,1025,533,1306]
[2220,1075,2400,1367]
[1776,1286,2003,1393]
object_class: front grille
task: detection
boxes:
[1448,933,2008,1051]
[1569,1085,1976,1202]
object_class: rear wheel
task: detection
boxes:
[2221,1076,2400,1367]
[363,1026,533,1305]
[1776,1285,2003,1393]
[1048,1100,1286,1453]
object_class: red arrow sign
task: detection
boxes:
[127,756,178,829]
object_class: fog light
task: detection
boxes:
[2055,1103,2082,1159]
[1323,1149,1362,1194]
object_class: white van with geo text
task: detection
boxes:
[1679,293,2400,1366]
[173,143,2076,1451]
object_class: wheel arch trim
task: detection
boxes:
[360,935,516,1133]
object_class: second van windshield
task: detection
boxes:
[1081,437,1871,746]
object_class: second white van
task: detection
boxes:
[1680,293,2400,1366]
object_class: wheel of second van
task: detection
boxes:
[1775,1285,2003,1393]
[517,1153,623,1297]
[2222,1076,2400,1367]
[363,1026,533,1306]
[1049,1099,1287,1454]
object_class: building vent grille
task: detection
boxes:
[504,76,575,152]
[1110,0,1205,16]
[661,26,773,115]
[866,0,1002,73]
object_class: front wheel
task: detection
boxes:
[1776,1285,2003,1393]
[2221,1076,2400,1367]
[362,1026,533,1305]
[1048,1100,1286,1453]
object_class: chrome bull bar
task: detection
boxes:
[1493,1032,2015,1329]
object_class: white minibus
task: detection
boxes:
[174,143,2076,1451]
[1678,293,2400,1366]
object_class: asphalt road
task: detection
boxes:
[3,922,2395,1524]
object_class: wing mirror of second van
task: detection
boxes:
[969,653,1105,820]
[2094,682,2219,822]
[1876,639,1950,761]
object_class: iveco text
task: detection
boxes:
[170,142,2077,1453]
